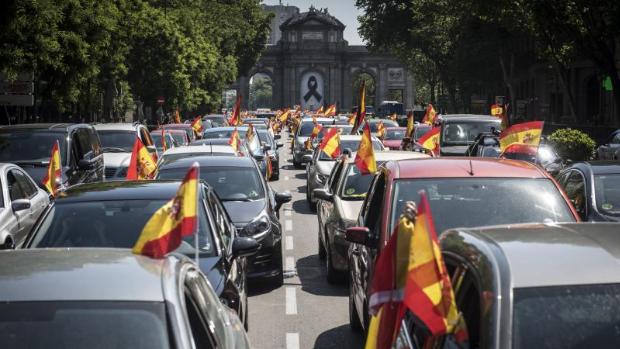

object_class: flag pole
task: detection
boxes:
[193,162,200,264]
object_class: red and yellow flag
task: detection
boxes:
[490,104,503,117]
[376,120,386,139]
[173,110,181,124]
[351,81,366,134]
[324,104,337,117]
[42,141,62,197]
[421,104,437,125]
[161,128,168,152]
[228,128,241,153]
[279,109,290,123]
[499,121,544,151]
[266,156,273,180]
[228,94,242,126]
[126,137,158,180]
[132,164,199,258]
[355,122,377,175]
[418,127,441,156]
[318,127,341,158]
[406,111,414,138]
[402,193,461,336]
[246,123,255,142]
[191,116,203,135]
[316,105,324,114]
[310,122,323,140]
[348,112,356,126]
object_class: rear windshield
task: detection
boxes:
[319,140,383,160]
[513,284,620,349]
[298,121,336,136]
[203,129,247,139]
[0,301,170,349]
[369,120,398,132]
[391,178,575,235]
[385,129,406,140]
[0,131,67,164]
[97,131,136,152]
[442,121,499,146]
[594,174,620,217]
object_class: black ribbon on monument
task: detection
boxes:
[304,76,322,103]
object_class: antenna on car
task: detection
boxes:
[468,159,474,176]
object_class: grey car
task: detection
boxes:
[596,129,620,160]
[397,223,620,348]
[0,248,251,348]
[0,163,49,248]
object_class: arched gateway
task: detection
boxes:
[232,5,415,112]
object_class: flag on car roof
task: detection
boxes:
[173,109,181,124]
[351,81,366,134]
[376,120,386,139]
[318,127,341,158]
[406,111,414,138]
[324,104,337,117]
[161,128,168,152]
[190,116,203,135]
[421,104,437,125]
[246,123,255,142]
[355,122,377,175]
[133,163,199,258]
[279,109,290,123]
[316,105,324,114]
[126,137,158,180]
[499,121,544,151]
[266,155,273,180]
[228,127,241,154]
[228,94,242,126]
[42,140,62,197]
[418,127,441,156]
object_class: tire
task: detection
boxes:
[318,228,326,260]
[349,273,363,332]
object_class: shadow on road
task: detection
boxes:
[294,172,306,179]
[292,199,315,215]
[247,281,279,297]
[296,254,348,297]
[313,324,365,349]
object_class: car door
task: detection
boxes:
[563,170,588,220]
[6,170,36,241]
[14,168,48,225]
[182,269,219,349]
[323,161,345,244]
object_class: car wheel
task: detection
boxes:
[318,229,326,260]
[325,242,341,284]
[348,273,362,332]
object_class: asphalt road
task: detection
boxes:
[247,130,365,349]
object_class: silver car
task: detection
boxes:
[0,248,251,348]
[0,163,49,248]
[397,222,620,348]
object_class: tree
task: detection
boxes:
[249,75,272,109]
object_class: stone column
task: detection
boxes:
[404,70,416,110]
[342,65,352,111]
[377,64,387,105]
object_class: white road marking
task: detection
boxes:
[285,209,292,217]
[285,256,295,271]
[286,287,297,315]
[285,235,294,250]
[285,175,290,180]
[286,333,300,349]
[285,219,292,231]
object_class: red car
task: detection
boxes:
[345,158,579,332]
[382,127,407,150]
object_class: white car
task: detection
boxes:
[158,144,239,167]
[0,163,49,248]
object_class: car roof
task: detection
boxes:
[440,114,500,122]
[160,155,254,169]
[93,123,138,131]
[163,144,235,156]
[0,249,180,302]
[345,151,429,164]
[443,223,620,288]
[162,124,191,129]
[0,123,87,132]
[390,157,547,178]
[204,126,248,132]
[301,117,334,122]
[386,127,406,130]
[58,180,185,202]
[577,161,620,175]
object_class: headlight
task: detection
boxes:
[244,214,270,241]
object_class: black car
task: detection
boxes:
[556,161,620,222]
[21,180,258,329]
[257,129,283,180]
[0,123,104,187]
[439,115,501,156]
[596,129,620,160]
[203,127,268,177]
[157,156,292,286]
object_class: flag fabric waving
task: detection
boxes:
[126,137,158,180]
[42,141,62,197]
[499,121,544,151]
[406,111,414,138]
[324,104,337,117]
[173,110,181,124]
[191,116,203,135]
[266,155,273,180]
[348,112,356,126]
[228,128,241,154]
[351,80,366,134]
[490,104,503,117]
[132,164,199,258]
[421,104,437,125]
[316,105,324,114]
[279,109,290,123]
[376,120,386,139]
[228,94,242,126]
[418,127,441,156]
[318,127,341,158]
[355,122,377,175]
[161,128,168,152]
[246,123,255,142]
[310,122,323,140]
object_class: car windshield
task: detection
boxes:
[97,131,136,152]
[29,199,215,256]
[369,120,398,132]
[594,174,620,217]
[169,132,186,145]
[257,131,275,148]
[159,167,265,201]
[385,129,406,140]
[319,140,383,160]
[442,121,499,146]
[0,301,170,349]
[513,284,620,349]
[390,178,575,234]
[0,131,67,165]
[340,162,385,199]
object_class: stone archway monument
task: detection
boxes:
[234,5,415,112]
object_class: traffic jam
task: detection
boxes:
[0,88,620,349]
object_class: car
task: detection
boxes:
[158,144,240,167]
[0,123,104,187]
[203,114,229,128]
[367,119,399,136]
[94,123,157,180]
[162,123,198,142]
[150,130,178,153]
[556,161,620,222]
[166,128,191,146]
[401,123,432,151]
[314,151,429,283]
[0,163,50,248]
[243,118,270,127]
[203,127,269,177]
[254,111,276,119]
[596,129,620,160]
[499,142,564,176]
[305,135,385,207]
[376,101,404,118]
[0,248,252,348]
[22,180,258,328]
[191,138,251,157]
[465,132,501,157]
[382,127,407,150]
[439,115,501,156]
[156,156,292,286]
[396,223,620,348]
[257,129,283,180]
[346,158,579,332]
[292,117,343,168]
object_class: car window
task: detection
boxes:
[442,121,499,146]
[612,132,620,144]
[183,275,217,349]
[11,169,37,198]
[0,131,67,165]
[87,128,102,157]
[564,170,586,218]
[362,173,385,239]
[97,131,136,152]
[593,174,620,217]
[340,163,380,199]
[208,191,233,249]
[7,171,26,200]
[76,128,92,159]
[328,160,344,193]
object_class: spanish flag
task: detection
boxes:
[316,105,324,114]
[406,111,414,138]
[376,120,386,139]
[161,128,168,152]
[348,112,356,126]
[174,109,181,124]
[42,141,62,197]
[499,121,544,151]
[266,156,273,180]
[490,104,503,117]
[279,109,290,123]
[191,116,203,135]
[318,127,341,158]
[310,122,323,140]
[355,122,377,174]
[351,81,366,134]
[228,128,241,154]
[421,104,437,125]
[228,94,242,126]
[324,104,337,117]
[133,164,199,258]
[246,123,255,142]
[126,137,158,180]
[418,127,441,156]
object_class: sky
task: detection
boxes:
[262,0,364,45]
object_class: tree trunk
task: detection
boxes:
[429,82,436,105]
[553,62,577,123]
[499,52,516,124]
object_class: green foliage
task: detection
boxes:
[249,75,272,110]
[549,128,596,161]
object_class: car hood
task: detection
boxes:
[222,199,266,224]
[338,199,364,222]
[103,152,131,168]
[440,145,470,156]
[316,160,335,175]
[198,256,225,296]
[383,140,402,149]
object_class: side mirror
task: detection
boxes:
[274,191,292,211]
[232,236,260,258]
[302,154,313,163]
[274,134,281,140]
[345,227,375,247]
[276,142,283,148]
[11,199,31,212]
[313,188,333,202]
[0,236,15,250]
[253,154,265,161]
[263,144,272,151]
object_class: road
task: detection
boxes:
[247,131,365,349]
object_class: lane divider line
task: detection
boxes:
[285,219,292,231]
[285,209,292,217]
[285,287,297,315]
[286,236,294,250]
[285,256,295,271]
[286,332,300,349]
[285,175,290,180]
